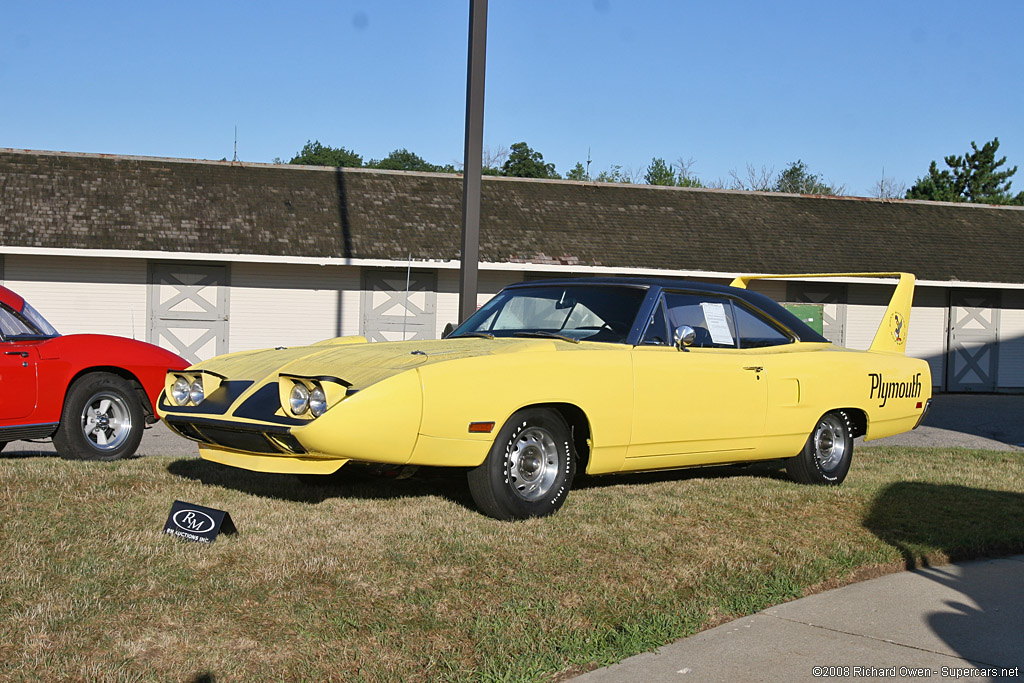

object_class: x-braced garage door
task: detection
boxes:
[148,264,229,363]
[947,290,1000,392]
[361,269,437,342]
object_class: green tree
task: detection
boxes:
[774,160,842,195]
[906,138,1024,205]
[594,164,633,184]
[366,148,455,173]
[565,162,588,181]
[905,161,958,202]
[644,157,677,186]
[501,142,560,179]
[289,140,363,167]
[643,157,704,187]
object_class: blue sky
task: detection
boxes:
[2,1,1022,197]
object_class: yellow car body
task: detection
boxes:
[158,273,931,520]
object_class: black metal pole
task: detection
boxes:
[458,0,487,323]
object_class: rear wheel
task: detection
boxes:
[786,411,853,485]
[53,372,145,461]
[467,408,576,520]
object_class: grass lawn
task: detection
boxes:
[2,446,1022,682]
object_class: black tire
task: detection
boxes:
[53,372,145,461]
[467,408,576,520]
[786,410,853,485]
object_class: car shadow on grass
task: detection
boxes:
[166,457,789,512]
[1,448,57,460]
[165,457,478,509]
[0,445,145,463]
[864,481,1024,570]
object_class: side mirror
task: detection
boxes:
[673,325,696,351]
[442,322,455,339]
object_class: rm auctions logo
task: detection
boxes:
[172,509,216,534]
[869,372,922,407]
[889,312,906,345]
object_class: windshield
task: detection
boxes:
[451,284,647,344]
[0,301,59,339]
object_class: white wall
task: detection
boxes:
[844,284,890,351]
[3,255,149,341]
[906,287,948,390]
[229,262,359,352]
[998,290,1024,388]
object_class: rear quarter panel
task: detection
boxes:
[764,343,931,456]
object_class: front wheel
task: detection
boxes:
[467,408,576,520]
[786,411,853,485]
[53,372,145,461]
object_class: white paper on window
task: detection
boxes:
[700,302,734,346]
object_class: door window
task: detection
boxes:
[662,292,737,349]
[733,304,794,348]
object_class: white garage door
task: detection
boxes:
[148,263,229,363]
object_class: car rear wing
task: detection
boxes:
[729,272,916,355]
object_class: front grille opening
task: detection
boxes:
[166,419,306,455]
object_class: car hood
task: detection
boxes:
[191,337,587,390]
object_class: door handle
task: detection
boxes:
[743,366,764,373]
[5,351,29,358]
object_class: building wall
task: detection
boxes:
[999,289,1024,388]
[229,262,359,353]
[3,254,149,341]
[905,287,948,390]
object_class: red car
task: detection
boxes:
[0,285,187,460]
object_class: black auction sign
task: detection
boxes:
[163,500,236,543]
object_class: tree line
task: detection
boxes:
[282,137,1023,206]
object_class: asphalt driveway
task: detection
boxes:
[861,393,1024,451]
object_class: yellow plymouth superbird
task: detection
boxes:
[158,273,931,520]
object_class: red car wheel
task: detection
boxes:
[53,372,145,461]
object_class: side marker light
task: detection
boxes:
[468,421,495,433]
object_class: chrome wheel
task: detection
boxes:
[508,426,559,501]
[812,413,847,473]
[80,391,133,451]
[468,408,576,520]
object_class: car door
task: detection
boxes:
[0,343,40,421]
[627,291,768,465]
[0,303,43,422]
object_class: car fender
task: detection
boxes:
[414,346,633,470]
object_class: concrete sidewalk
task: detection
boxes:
[572,556,1024,682]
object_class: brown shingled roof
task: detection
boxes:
[2,149,1022,283]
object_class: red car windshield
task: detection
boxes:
[0,300,60,339]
